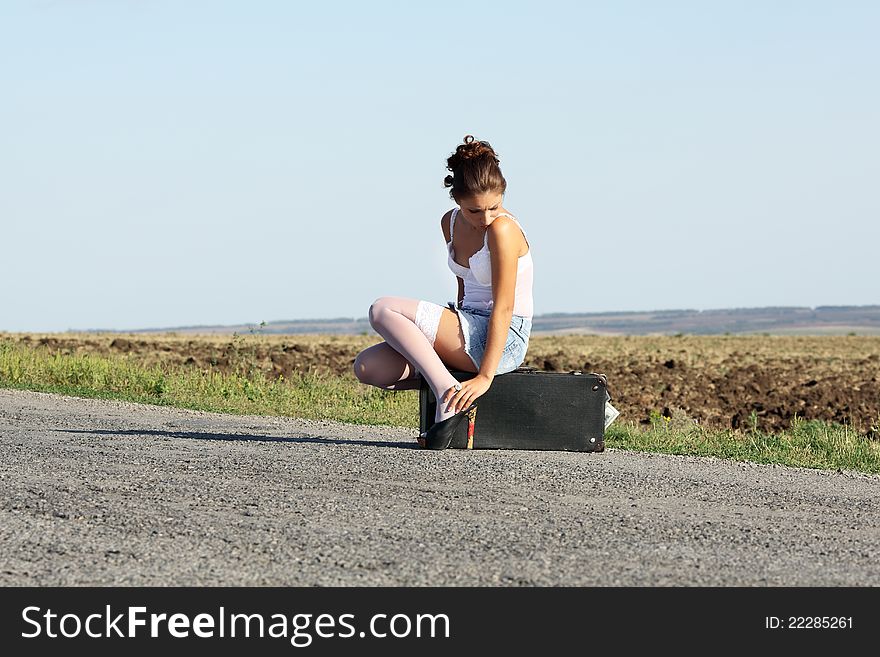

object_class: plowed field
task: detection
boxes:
[3,332,878,434]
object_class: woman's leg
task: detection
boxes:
[352,342,422,390]
[367,296,473,423]
[433,309,480,374]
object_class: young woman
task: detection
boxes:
[353,135,534,449]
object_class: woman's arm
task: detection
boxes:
[444,217,520,414]
[476,218,519,380]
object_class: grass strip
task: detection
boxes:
[2,339,877,473]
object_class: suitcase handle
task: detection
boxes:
[568,369,606,382]
[514,366,607,387]
[513,367,610,397]
[571,371,611,398]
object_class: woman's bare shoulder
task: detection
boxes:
[487,215,520,240]
[487,215,528,254]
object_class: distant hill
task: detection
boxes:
[75,305,880,336]
[528,305,880,336]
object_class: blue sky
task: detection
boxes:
[2,0,877,333]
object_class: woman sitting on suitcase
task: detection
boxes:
[353,135,534,449]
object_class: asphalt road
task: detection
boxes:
[1,388,877,586]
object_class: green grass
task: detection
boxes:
[2,338,878,473]
[606,416,879,474]
[0,338,416,426]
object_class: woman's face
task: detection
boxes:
[457,191,504,230]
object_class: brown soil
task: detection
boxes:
[3,331,878,434]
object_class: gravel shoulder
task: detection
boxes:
[1,388,878,586]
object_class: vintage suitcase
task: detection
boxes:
[418,367,608,451]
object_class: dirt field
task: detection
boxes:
[2,332,879,434]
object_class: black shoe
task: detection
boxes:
[423,403,478,450]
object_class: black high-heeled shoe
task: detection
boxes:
[423,403,478,450]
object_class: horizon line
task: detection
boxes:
[3,303,878,335]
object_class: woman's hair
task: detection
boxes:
[444,135,507,200]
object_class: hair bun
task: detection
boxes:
[449,135,499,168]
[443,135,506,198]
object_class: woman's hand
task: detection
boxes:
[442,374,492,414]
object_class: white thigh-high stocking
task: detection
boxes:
[368,296,459,423]
[352,342,422,390]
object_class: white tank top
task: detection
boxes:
[446,207,534,318]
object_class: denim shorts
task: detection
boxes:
[448,302,532,375]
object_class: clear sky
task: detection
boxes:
[2,0,878,333]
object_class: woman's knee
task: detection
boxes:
[353,343,415,387]
[352,350,373,383]
[352,353,363,382]
[368,297,391,329]
[369,296,416,329]
[353,346,388,385]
